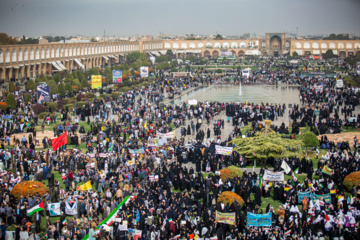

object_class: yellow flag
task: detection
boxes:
[79,181,92,191]
[144,121,147,129]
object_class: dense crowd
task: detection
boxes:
[0,58,360,240]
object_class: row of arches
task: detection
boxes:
[0,42,140,64]
[202,50,268,58]
[295,42,360,50]
[165,41,263,49]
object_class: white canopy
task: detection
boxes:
[74,58,85,69]
[51,62,62,71]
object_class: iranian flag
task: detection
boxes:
[62,219,67,225]
[292,168,299,181]
[27,201,45,216]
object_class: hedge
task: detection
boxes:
[217,191,244,207]
[343,171,360,192]
[219,166,243,182]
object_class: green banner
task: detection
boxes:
[311,193,331,204]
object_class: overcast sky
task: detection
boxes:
[0,0,359,38]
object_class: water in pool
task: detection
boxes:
[173,85,300,105]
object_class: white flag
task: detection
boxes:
[281,160,291,174]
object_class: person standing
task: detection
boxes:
[34,212,41,233]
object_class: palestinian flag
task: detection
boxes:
[27,201,45,216]
[62,219,67,225]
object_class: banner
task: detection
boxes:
[37,86,50,104]
[247,212,272,226]
[140,66,149,78]
[148,138,159,147]
[157,130,176,139]
[263,170,284,182]
[215,211,235,225]
[215,145,233,156]
[51,132,68,151]
[113,70,122,83]
[322,166,334,175]
[298,191,311,203]
[312,193,331,204]
[129,147,145,154]
[65,202,78,215]
[48,202,61,216]
[77,181,92,191]
[91,75,102,89]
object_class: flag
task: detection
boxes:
[308,183,312,187]
[27,201,45,216]
[144,121,147,129]
[292,172,298,182]
[77,181,92,191]
[258,175,263,190]
[285,230,291,235]
[109,143,113,153]
[62,219,67,225]
[51,132,68,151]
[281,160,291,174]
[284,187,291,191]
[294,168,299,176]
[322,166,334,175]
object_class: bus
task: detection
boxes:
[242,68,252,78]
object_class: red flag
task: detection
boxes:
[51,132,68,151]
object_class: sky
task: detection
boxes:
[0,0,359,38]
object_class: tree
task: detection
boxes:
[300,131,319,154]
[58,83,65,97]
[65,73,74,83]
[170,67,178,72]
[126,51,147,62]
[54,73,62,84]
[26,79,36,91]
[47,80,58,95]
[8,82,16,92]
[81,78,90,89]
[76,70,85,81]
[24,93,32,104]
[215,34,223,40]
[5,93,16,109]
[231,131,303,162]
[65,83,72,95]
[292,51,299,57]
[325,49,334,59]
[166,49,173,57]
[0,33,17,45]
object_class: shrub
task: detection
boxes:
[11,181,50,199]
[343,171,360,192]
[47,80,58,95]
[86,92,96,98]
[9,82,16,92]
[5,93,16,109]
[32,103,46,114]
[57,99,66,109]
[24,94,32,104]
[215,69,223,73]
[67,99,76,104]
[120,87,131,92]
[217,191,244,207]
[0,102,8,111]
[76,93,86,101]
[46,102,58,112]
[58,83,65,97]
[65,83,73,95]
[111,92,120,98]
[219,166,243,182]
[117,82,124,89]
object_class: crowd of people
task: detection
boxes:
[0,57,359,240]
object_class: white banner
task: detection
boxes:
[140,66,149,78]
[65,202,78,215]
[118,224,128,231]
[157,130,175,139]
[48,202,61,216]
[215,145,233,156]
[263,170,284,182]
